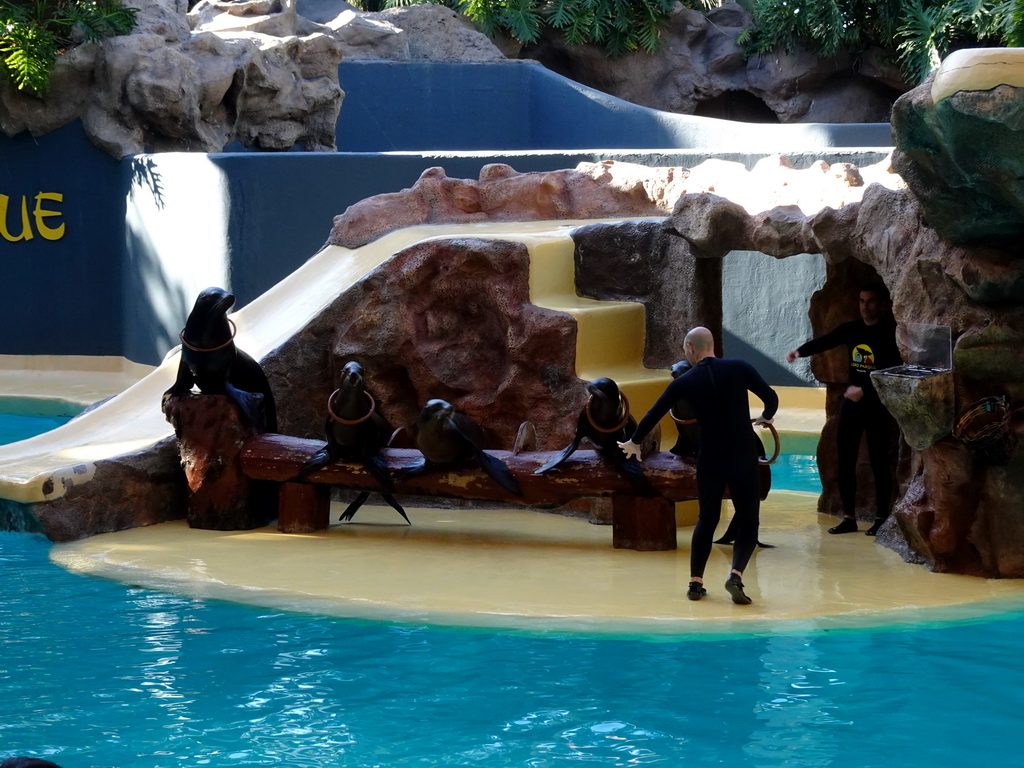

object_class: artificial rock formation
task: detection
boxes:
[0,438,186,543]
[668,168,1024,575]
[1,0,344,156]
[522,1,907,124]
[0,0,508,157]
[571,219,723,369]
[262,237,585,452]
[327,156,901,248]
[893,51,1024,246]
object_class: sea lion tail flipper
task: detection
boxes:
[475,449,522,495]
[364,454,396,492]
[380,493,411,525]
[393,457,428,483]
[224,382,268,433]
[533,440,580,475]
[714,516,739,544]
[297,445,334,480]
[339,491,371,522]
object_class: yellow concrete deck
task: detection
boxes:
[52,492,1024,636]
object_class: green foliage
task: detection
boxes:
[739,0,1024,85]
[361,0,678,56]
[0,0,137,95]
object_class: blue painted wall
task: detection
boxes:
[0,121,124,356]
[336,61,893,153]
[2,61,895,368]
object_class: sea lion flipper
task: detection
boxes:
[363,453,396,492]
[339,491,371,522]
[394,457,428,483]
[714,517,774,548]
[297,445,334,480]
[475,449,522,495]
[224,382,268,433]
[380,493,411,525]
[616,455,660,497]
[533,439,580,475]
[161,361,195,409]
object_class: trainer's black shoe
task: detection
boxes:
[725,575,752,605]
[865,518,886,536]
[828,517,858,534]
[687,581,707,601]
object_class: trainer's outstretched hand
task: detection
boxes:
[617,440,642,461]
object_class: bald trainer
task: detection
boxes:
[619,327,778,605]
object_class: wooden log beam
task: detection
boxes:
[241,434,770,505]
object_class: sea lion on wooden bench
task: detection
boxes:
[298,361,409,524]
[395,399,522,495]
[163,287,276,432]
[534,377,657,496]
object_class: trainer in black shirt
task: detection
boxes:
[786,283,902,535]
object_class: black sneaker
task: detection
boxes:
[828,517,858,534]
[865,518,886,536]
[725,575,752,605]
[687,581,707,601]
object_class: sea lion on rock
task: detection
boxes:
[163,287,277,432]
[535,377,657,496]
[298,361,409,524]
[395,399,522,495]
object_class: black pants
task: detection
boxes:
[836,396,894,520]
[691,455,760,578]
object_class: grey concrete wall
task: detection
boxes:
[722,251,825,386]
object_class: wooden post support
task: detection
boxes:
[278,482,331,533]
[611,495,677,551]
[163,393,276,530]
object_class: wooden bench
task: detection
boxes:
[165,394,770,552]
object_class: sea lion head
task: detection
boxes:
[586,377,620,404]
[183,287,236,349]
[420,399,454,422]
[340,360,365,391]
[671,359,692,379]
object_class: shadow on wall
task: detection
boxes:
[124,155,234,364]
[722,250,826,387]
[722,331,808,387]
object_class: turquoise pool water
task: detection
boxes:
[3,450,1013,767]
[3,531,1024,767]
[770,452,821,495]
[0,397,82,445]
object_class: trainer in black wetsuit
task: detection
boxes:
[619,327,778,606]
[787,283,902,536]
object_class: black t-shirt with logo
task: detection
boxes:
[797,319,902,402]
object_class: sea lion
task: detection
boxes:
[534,377,657,496]
[395,399,522,495]
[668,360,699,458]
[298,361,409,524]
[162,287,277,432]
